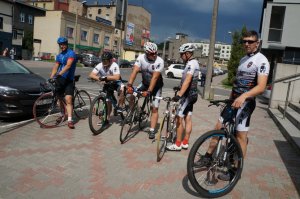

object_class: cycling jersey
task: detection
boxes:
[56,49,77,80]
[233,52,270,96]
[92,62,120,77]
[180,59,200,102]
[134,54,164,88]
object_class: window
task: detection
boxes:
[104,36,110,45]
[20,13,25,23]
[66,27,74,38]
[98,9,101,14]
[12,30,17,39]
[0,17,3,29]
[93,33,99,43]
[28,15,33,24]
[114,40,118,47]
[81,30,88,41]
[268,6,285,42]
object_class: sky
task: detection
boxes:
[92,0,265,44]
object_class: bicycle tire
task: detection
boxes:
[119,105,138,144]
[33,93,66,128]
[74,90,91,119]
[88,96,107,135]
[156,115,169,162]
[187,130,243,198]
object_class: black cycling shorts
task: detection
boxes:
[55,76,75,97]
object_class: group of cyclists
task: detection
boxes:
[52,30,270,180]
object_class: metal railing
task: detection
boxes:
[273,73,300,119]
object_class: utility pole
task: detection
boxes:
[203,0,219,99]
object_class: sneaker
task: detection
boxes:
[181,143,189,150]
[67,121,75,129]
[166,143,182,151]
[217,172,231,181]
[194,155,212,167]
[149,130,155,139]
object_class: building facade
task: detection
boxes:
[33,10,114,58]
[193,41,231,61]
[0,0,13,53]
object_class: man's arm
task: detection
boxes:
[177,74,193,97]
[128,65,140,85]
[232,75,268,108]
[50,62,60,78]
[148,71,161,92]
[57,58,74,76]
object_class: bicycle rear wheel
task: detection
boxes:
[33,93,66,128]
[74,90,91,119]
[187,130,243,198]
[120,105,138,144]
[88,96,107,135]
[156,115,169,162]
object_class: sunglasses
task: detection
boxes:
[242,40,258,44]
[147,52,157,56]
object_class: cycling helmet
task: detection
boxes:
[57,37,68,44]
[101,51,113,60]
[144,42,158,54]
[179,43,195,53]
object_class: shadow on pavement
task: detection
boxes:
[274,140,300,195]
[181,175,202,198]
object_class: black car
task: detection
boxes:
[0,56,47,118]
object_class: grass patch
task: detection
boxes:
[221,78,233,89]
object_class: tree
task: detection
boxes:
[227,26,247,84]
[22,30,33,52]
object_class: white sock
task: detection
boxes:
[68,117,72,122]
[149,128,154,132]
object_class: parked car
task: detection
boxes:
[165,64,201,80]
[119,59,133,68]
[82,54,101,67]
[0,56,48,118]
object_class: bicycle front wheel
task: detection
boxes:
[187,130,243,198]
[33,93,66,128]
[74,90,91,119]
[88,96,107,135]
[156,115,169,162]
[120,105,138,144]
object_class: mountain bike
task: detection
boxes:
[119,87,151,144]
[187,99,243,198]
[33,75,91,128]
[88,79,129,135]
[156,88,180,162]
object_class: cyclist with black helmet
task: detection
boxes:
[127,42,164,139]
[89,51,125,126]
[50,36,77,129]
[166,43,200,151]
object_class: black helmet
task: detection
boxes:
[101,52,113,60]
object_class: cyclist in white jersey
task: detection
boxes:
[196,30,270,181]
[89,52,125,125]
[127,42,164,139]
[166,43,200,151]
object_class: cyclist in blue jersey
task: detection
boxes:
[50,37,77,129]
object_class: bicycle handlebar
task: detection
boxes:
[208,99,233,107]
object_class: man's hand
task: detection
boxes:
[232,94,247,108]
[99,76,107,82]
[127,84,133,94]
[172,95,181,102]
[142,90,151,97]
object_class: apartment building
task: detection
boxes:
[194,41,231,61]
[0,0,13,52]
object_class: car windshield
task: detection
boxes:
[0,58,31,74]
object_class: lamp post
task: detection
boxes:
[73,1,86,53]
[162,37,171,61]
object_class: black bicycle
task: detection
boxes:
[119,87,151,144]
[187,99,243,198]
[88,79,129,135]
[33,75,91,128]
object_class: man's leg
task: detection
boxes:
[182,114,192,149]
[236,131,248,157]
[65,95,74,129]
[148,107,158,139]
[106,101,112,121]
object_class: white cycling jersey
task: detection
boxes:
[134,54,164,86]
[92,62,120,77]
[233,52,270,95]
[181,59,200,97]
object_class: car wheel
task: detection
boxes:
[167,72,174,78]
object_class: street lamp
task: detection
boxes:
[162,37,171,61]
[73,1,87,53]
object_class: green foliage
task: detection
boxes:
[227,26,247,85]
[22,30,33,52]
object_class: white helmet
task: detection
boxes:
[179,43,195,53]
[144,42,158,53]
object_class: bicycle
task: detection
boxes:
[33,75,91,128]
[88,79,129,135]
[156,88,180,162]
[187,99,243,198]
[119,87,152,144]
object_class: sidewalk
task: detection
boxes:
[0,93,299,198]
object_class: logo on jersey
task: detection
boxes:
[114,67,117,72]
[156,64,160,69]
[247,61,253,68]
[152,65,155,70]
[260,63,266,73]
[187,66,191,71]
